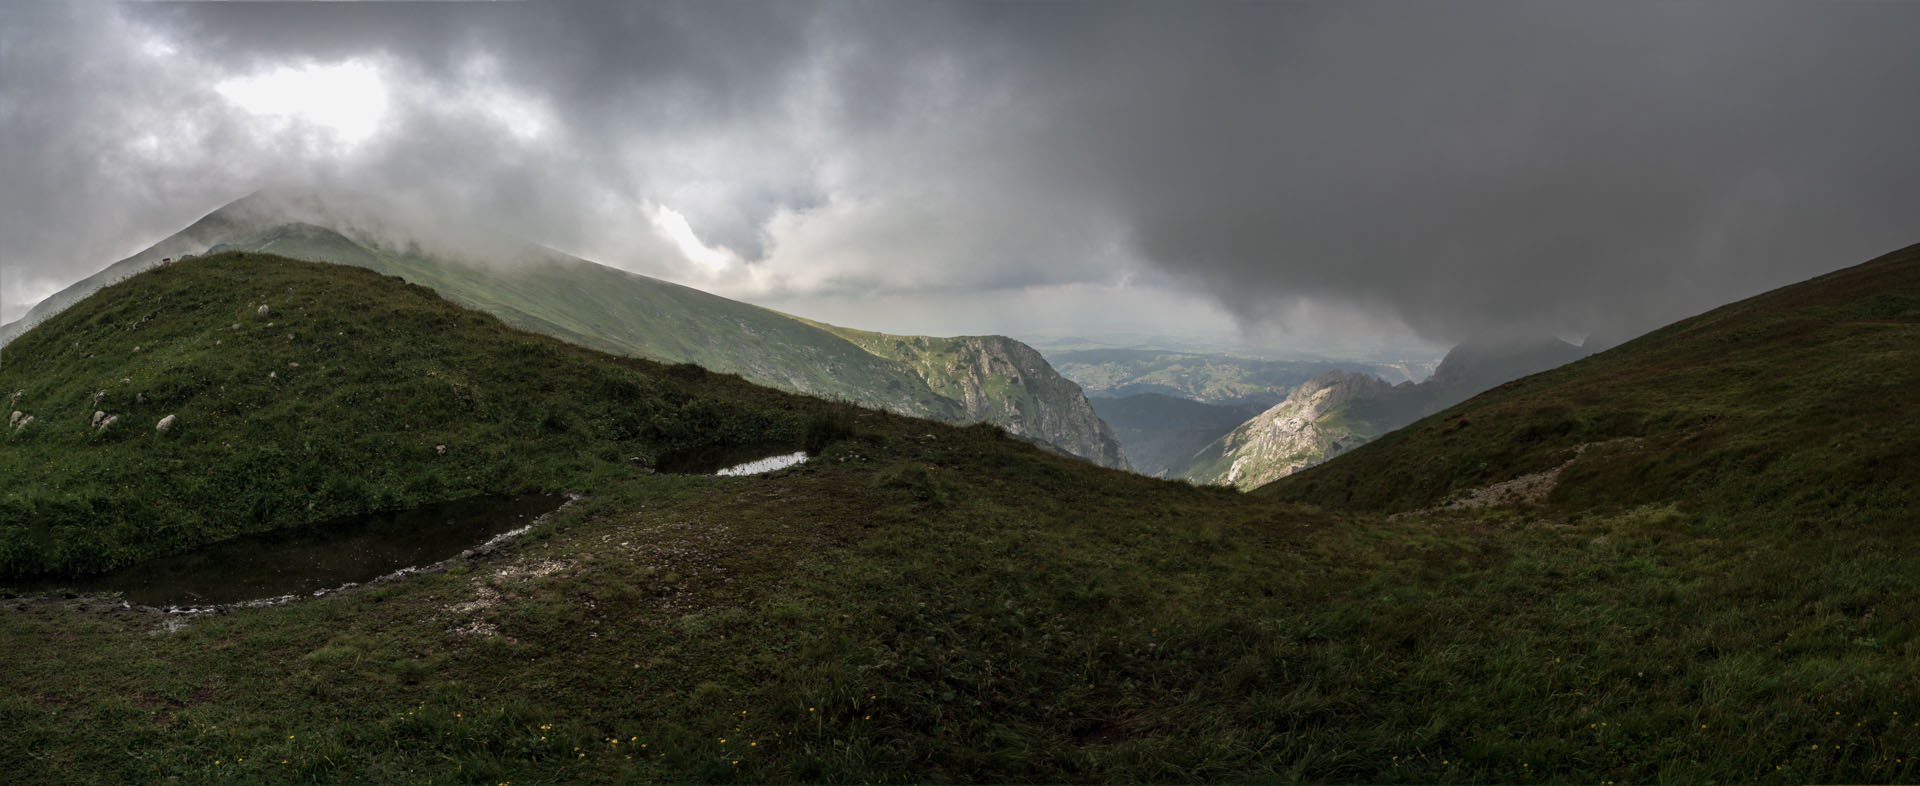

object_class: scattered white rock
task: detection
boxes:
[156,414,176,433]
[435,444,448,455]
[268,371,277,379]
[716,451,809,476]
[288,361,299,368]
[91,411,119,431]
[257,304,271,316]
[91,390,106,405]
[11,414,32,431]
[9,390,22,403]
[135,393,148,404]
[8,411,26,428]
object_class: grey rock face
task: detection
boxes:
[907,336,1127,469]
[1184,370,1394,490]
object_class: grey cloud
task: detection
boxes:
[4,2,1918,345]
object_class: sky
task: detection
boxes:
[3,2,1918,356]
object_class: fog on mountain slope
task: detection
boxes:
[0,192,1127,469]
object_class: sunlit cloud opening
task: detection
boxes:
[215,60,390,145]
[649,205,739,272]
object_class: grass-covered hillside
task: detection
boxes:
[205,220,967,423]
[3,246,1919,784]
[1,191,1125,467]
[0,252,835,575]
[1265,243,1920,527]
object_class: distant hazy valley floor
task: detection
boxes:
[1,246,1917,784]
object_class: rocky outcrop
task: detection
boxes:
[819,327,1129,470]
[1180,371,1393,490]
[929,336,1128,470]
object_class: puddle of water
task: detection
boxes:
[9,494,564,607]
[715,451,808,476]
[657,443,809,475]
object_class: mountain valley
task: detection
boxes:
[1,244,1916,782]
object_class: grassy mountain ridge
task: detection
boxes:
[2,246,1919,782]
[2,192,1124,466]
[1264,242,1920,526]
[203,220,968,422]
[0,252,830,574]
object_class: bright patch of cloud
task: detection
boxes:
[649,204,739,272]
[216,60,389,145]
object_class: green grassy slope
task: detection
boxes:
[0,252,836,574]
[203,222,965,423]
[2,248,1918,784]
[1263,243,1920,527]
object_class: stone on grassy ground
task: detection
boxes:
[157,414,176,433]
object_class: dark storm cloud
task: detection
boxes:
[4,2,1917,343]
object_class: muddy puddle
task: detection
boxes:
[6,493,565,607]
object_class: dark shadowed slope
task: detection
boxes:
[5,246,1920,784]
[1089,393,1258,477]
[1263,243,1920,527]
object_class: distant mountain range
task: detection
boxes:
[1047,348,1436,409]
[1178,337,1591,489]
[1087,394,1262,478]
[0,191,1126,468]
